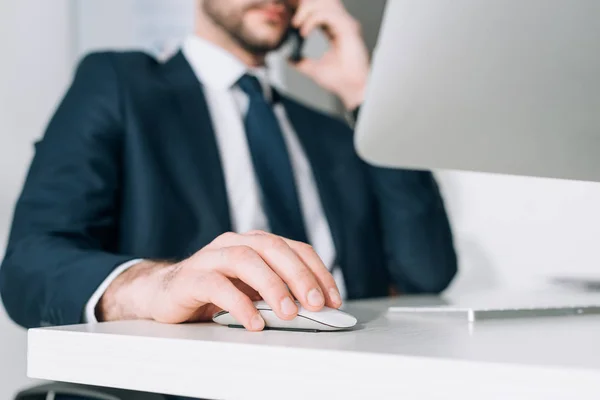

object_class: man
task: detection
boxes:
[1,0,456,334]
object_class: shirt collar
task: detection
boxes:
[181,35,273,100]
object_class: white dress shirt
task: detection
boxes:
[84,36,345,322]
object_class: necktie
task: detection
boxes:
[237,74,309,243]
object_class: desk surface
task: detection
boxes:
[28,292,600,400]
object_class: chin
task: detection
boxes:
[252,26,286,42]
[256,35,285,49]
[241,28,288,53]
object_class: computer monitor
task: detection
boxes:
[355,0,600,183]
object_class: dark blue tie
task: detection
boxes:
[237,74,309,243]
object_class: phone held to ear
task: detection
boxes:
[287,28,305,63]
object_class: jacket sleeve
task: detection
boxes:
[367,167,458,294]
[0,53,135,328]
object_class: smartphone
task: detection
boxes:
[287,27,305,63]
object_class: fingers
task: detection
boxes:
[299,11,339,39]
[292,0,356,38]
[292,0,314,29]
[203,272,265,332]
[230,279,262,302]
[210,231,330,312]
[203,230,342,324]
[224,233,326,312]
[216,246,299,320]
[292,0,338,28]
[284,239,342,309]
[155,230,342,329]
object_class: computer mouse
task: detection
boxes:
[212,300,358,332]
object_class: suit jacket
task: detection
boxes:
[0,51,457,329]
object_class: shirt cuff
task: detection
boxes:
[83,259,144,323]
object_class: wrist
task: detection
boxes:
[339,84,366,111]
[335,74,367,111]
[97,260,171,322]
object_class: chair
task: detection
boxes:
[15,383,166,400]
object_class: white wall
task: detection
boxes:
[74,0,195,59]
[0,1,73,398]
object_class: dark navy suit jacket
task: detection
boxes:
[0,51,457,329]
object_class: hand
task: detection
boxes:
[291,0,370,110]
[97,231,343,331]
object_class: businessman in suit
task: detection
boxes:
[1,0,456,339]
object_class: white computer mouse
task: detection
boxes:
[213,300,358,332]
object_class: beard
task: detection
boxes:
[203,0,292,55]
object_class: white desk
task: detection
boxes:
[28,292,600,400]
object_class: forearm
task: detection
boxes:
[97,260,173,322]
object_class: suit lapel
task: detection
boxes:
[280,96,346,262]
[161,51,232,237]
